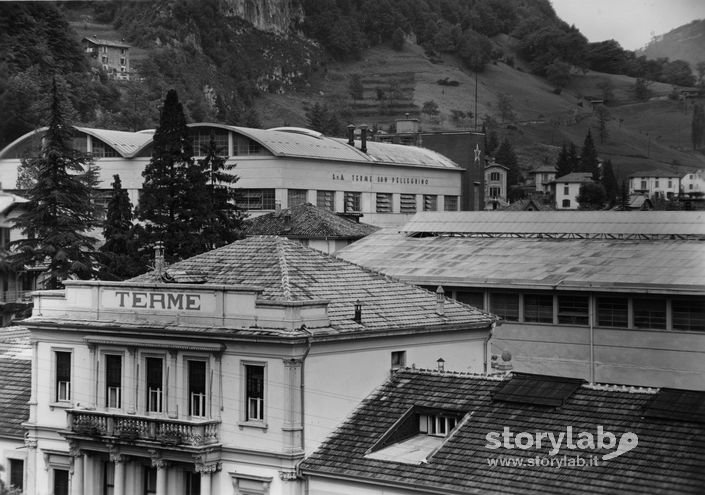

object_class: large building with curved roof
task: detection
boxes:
[0,124,465,226]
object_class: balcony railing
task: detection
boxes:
[0,290,32,303]
[67,410,220,448]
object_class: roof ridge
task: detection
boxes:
[276,236,293,301]
[583,382,659,394]
[397,367,507,381]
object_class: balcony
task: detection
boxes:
[66,410,220,448]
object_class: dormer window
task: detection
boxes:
[419,413,458,437]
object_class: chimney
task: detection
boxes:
[436,357,445,372]
[491,350,513,373]
[353,299,362,323]
[435,285,445,315]
[154,241,165,276]
[360,124,368,153]
[347,124,355,146]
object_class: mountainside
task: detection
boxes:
[641,19,705,70]
[2,0,704,188]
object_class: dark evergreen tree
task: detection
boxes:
[198,133,245,250]
[99,175,145,279]
[567,142,580,174]
[391,27,405,50]
[577,182,607,210]
[306,102,327,132]
[578,130,600,180]
[601,159,619,207]
[486,130,499,156]
[691,103,705,150]
[556,142,572,177]
[9,78,99,289]
[494,137,519,186]
[619,180,630,210]
[136,89,208,263]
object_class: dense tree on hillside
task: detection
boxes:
[457,29,493,72]
[634,78,652,101]
[136,89,211,263]
[497,93,515,123]
[494,137,519,186]
[578,130,600,180]
[99,175,144,280]
[661,60,696,87]
[601,159,619,207]
[306,102,342,136]
[577,182,607,210]
[348,74,364,100]
[9,79,100,289]
[197,133,246,250]
[545,59,572,92]
[691,103,705,150]
[392,27,405,50]
[556,143,572,177]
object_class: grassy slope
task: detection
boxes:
[257,40,705,184]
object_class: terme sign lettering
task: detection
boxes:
[111,290,202,311]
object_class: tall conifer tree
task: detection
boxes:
[578,130,600,180]
[556,143,572,177]
[9,78,99,289]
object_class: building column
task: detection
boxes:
[167,350,178,418]
[111,453,126,495]
[24,435,38,495]
[126,347,137,414]
[195,463,219,495]
[155,460,169,495]
[69,444,84,495]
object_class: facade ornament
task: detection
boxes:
[24,432,38,450]
[195,462,221,474]
[279,470,298,481]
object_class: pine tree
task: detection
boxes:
[578,130,600,180]
[691,103,705,150]
[486,130,499,156]
[567,142,580,174]
[99,175,144,279]
[198,133,245,250]
[601,159,619,207]
[494,137,520,186]
[136,89,207,263]
[9,78,99,289]
[556,142,572,177]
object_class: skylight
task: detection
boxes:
[493,373,585,407]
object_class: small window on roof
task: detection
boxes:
[493,373,585,407]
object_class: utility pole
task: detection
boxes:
[474,69,478,131]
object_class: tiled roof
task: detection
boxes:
[629,169,681,178]
[301,369,705,494]
[130,236,495,334]
[553,172,594,183]
[500,199,555,211]
[531,165,557,174]
[0,326,31,360]
[0,358,30,438]
[244,203,378,240]
[82,37,131,48]
[335,227,705,292]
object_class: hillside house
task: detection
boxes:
[530,165,557,195]
[82,36,131,80]
[681,169,705,196]
[628,170,681,200]
[19,236,495,495]
[483,161,508,210]
[551,172,594,209]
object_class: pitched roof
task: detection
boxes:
[0,359,30,439]
[82,37,130,48]
[130,236,494,334]
[553,172,594,183]
[500,198,555,211]
[301,369,705,494]
[335,227,705,293]
[0,326,31,360]
[629,169,681,178]
[244,203,378,240]
[531,165,557,174]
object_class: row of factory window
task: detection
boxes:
[235,188,458,212]
[53,351,266,423]
[427,288,705,332]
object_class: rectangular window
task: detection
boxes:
[54,469,70,495]
[641,180,647,189]
[247,139,262,155]
[144,466,157,495]
[655,180,660,188]
[9,459,23,491]
[287,189,307,207]
[317,190,335,211]
[188,360,207,418]
[563,185,569,195]
[668,180,673,188]
[490,172,500,181]
[423,195,437,211]
[672,298,705,331]
[597,296,628,328]
[191,130,228,157]
[376,193,392,213]
[419,414,458,437]
[557,294,589,325]
[391,351,406,371]
[562,199,571,208]
[524,294,553,323]
[633,298,666,329]
[344,191,361,213]
[489,187,501,198]
[186,472,201,495]
[104,461,115,495]
[444,195,458,211]
[146,357,163,413]
[400,194,417,213]
[105,354,122,408]
[236,189,276,210]
[245,364,265,422]
[455,291,484,309]
[55,351,71,402]
[490,293,519,321]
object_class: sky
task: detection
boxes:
[550,0,705,50]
